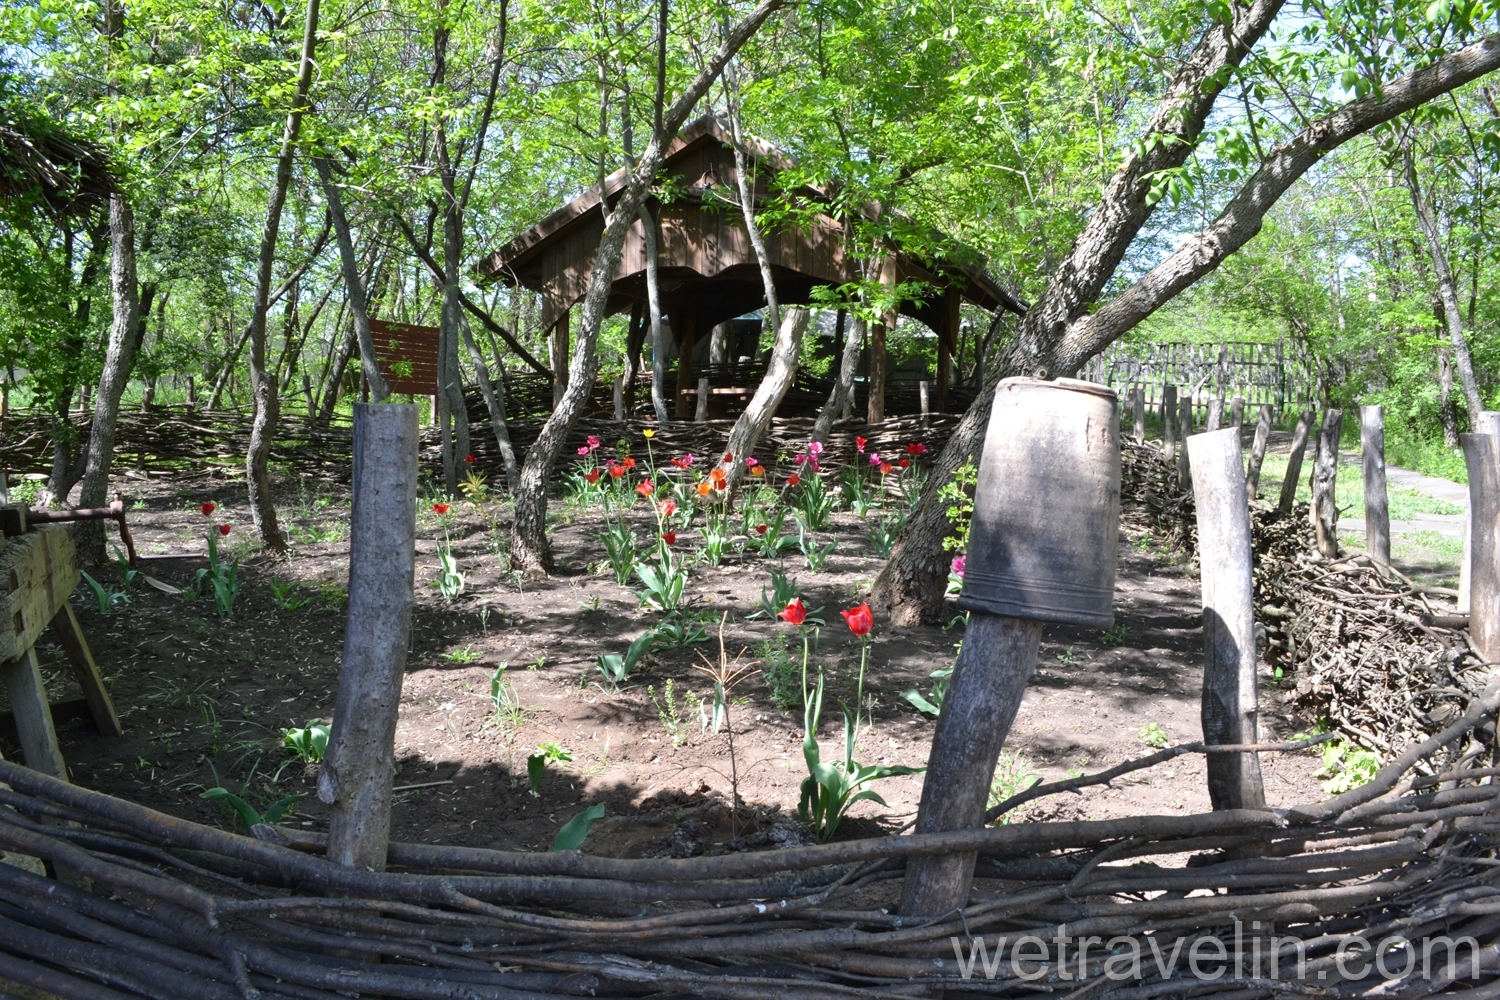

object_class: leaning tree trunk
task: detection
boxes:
[509,0,788,576]
[1439,343,1459,447]
[716,308,809,496]
[458,313,519,491]
[243,0,319,555]
[75,194,141,565]
[314,155,388,403]
[812,312,864,446]
[1406,149,1484,420]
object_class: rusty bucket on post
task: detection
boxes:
[958,376,1122,628]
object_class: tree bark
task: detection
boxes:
[639,202,670,424]
[433,14,472,494]
[508,0,787,577]
[812,312,864,446]
[458,313,518,491]
[313,156,388,403]
[75,194,140,565]
[1439,344,1459,447]
[716,308,809,495]
[244,0,319,556]
[1406,150,1484,419]
[874,20,1500,623]
[1246,403,1273,498]
[1361,404,1390,568]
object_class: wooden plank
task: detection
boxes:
[49,603,120,737]
[369,320,439,397]
[0,645,66,779]
[0,527,78,663]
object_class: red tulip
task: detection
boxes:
[787,473,801,487]
[585,469,602,484]
[200,501,216,516]
[709,468,726,483]
[432,503,450,514]
[841,603,874,637]
[905,442,928,456]
[880,462,893,475]
[464,454,477,463]
[898,458,910,469]
[609,464,626,479]
[696,482,711,496]
[636,480,655,498]
[856,436,867,453]
[662,531,677,545]
[779,598,808,626]
[723,452,733,463]
[218,524,232,536]
[754,524,768,535]
[623,456,636,470]
[659,499,678,517]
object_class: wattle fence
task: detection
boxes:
[1078,339,1317,424]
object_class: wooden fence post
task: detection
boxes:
[901,378,1119,918]
[1312,409,1343,557]
[612,375,625,422]
[1459,413,1500,614]
[1187,427,1266,810]
[1163,385,1179,460]
[1231,397,1245,428]
[1463,431,1500,662]
[1177,396,1193,487]
[1361,405,1390,569]
[1278,408,1315,515]
[319,403,418,871]
[1246,404,1273,500]
[1206,398,1224,432]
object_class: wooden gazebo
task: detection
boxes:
[477,116,1025,420]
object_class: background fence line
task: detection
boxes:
[1078,340,1317,425]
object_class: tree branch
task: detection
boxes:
[1060,31,1500,366]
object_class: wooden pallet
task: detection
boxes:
[0,525,121,779]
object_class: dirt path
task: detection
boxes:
[3,469,1324,857]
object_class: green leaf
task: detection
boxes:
[527,753,546,794]
[550,802,606,852]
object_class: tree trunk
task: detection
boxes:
[622,301,646,412]
[244,0,319,556]
[639,202,670,424]
[812,311,863,445]
[1439,344,1459,447]
[75,194,141,565]
[716,308,809,495]
[1312,409,1343,557]
[314,156,388,402]
[458,313,518,491]
[1406,148,1484,419]
[319,320,357,425]
[873,19,1500,623]
[509,0,787,577]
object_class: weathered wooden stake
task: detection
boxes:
[899,613,1041,915]
[612,375,625,421]
[1132,386,1146,444]
[0,648,66,779]
[1231,397,1245,428]
[695,376,710,422]
[319,403,418,871]
[1459,413,1500,614]
[919,380,930,422]
[1246,404,1273,499]
[1361,405,1390,569]
[1187,427,1266,810]
[1176,396,1193,486]
[1207,397,1224,431]
[1278,407,1315,515]
[1163,385,1179,461]
[1463,430,1500,661]
[1312,409,1344,557]
[902,377,1118,918]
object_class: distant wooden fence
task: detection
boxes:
[1078,340,1316,424]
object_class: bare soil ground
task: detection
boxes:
[2,465,1327,859]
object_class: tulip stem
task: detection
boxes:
[854,636,870,736]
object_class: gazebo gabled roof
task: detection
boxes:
[475,115,1026,336]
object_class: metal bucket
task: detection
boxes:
[958,377,1120,627]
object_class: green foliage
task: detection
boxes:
[600,522,640,585]
[191,526,240,620]
[282,720,330,763]
[202,787,304,832]
[527,742,572,797]
[749,566,804,621]
[597,631,654,689]
[1319,739,1382,794]
[798,674,923,842]
[791,472,836,531]
[900,665,951,717]
[79,570,130,614]
[757,633,802,710]
[988,749,1042,822]
[434,544,465,602]
[269,579,312,610]
[551,802,606,852]
[648,678,695,746]
[939,462,978,554]
[633,550,687,613]
[1139,722,1169,749]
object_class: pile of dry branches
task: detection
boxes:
[1119,439,1196,551]
[1249,506,1485,754]
[3,687,1500,1000]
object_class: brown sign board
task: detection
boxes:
[370,319,440,396]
